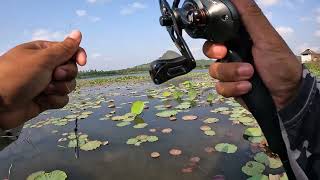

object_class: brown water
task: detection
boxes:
[0,78,282,180]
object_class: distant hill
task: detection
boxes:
[78,50,213,79]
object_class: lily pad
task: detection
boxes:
[200,125,211,131]
[204,130,216,136]
[151,152,160,158]
[147,136,159,142]
[244,128,263,137]
[248,136,266,144]
[80,140,102,151]
[215,143,238,154]
[175,102,191,110]
[116,122,131,127]
[133,123,148,129]
[126,138,138,145]
[241,161,265,176]
[238,117,254,123]
[27,170,67,180]
[182,115,198,121]
[131,101,145,115]
[162,91,172,97]
[203,118,219,124]
[156,110,178,118]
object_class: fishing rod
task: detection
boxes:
[149,0,295,178]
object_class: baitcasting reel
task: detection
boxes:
[149,0,241,84]
[150,0,296,178]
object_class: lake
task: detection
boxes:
[0,73,286,180]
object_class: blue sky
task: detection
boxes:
[0,0,319,70]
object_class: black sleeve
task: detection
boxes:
[279,65,320,180]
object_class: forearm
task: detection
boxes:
[279,65,320,179]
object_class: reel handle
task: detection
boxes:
[221,27,295,179]
[149,56,196,85]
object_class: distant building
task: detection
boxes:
[300,49,320,63]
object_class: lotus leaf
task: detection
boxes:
[244,128,263,137]
[65,115,78,119]
[156,110,178,118]
[247,175,268,180]
[175,102,191,110]
[126,138,138,145]
[80,140,102,151]
[203,118,219,124]
[204,130,216,136]
[238,117,254,123]
[116,122,131,127]
[215,143,238,153]
[162,91,172,97]
[27,170,67,180]
[131,101,145,115]
[147,136,159,142]
[241,161,265,176]
[248,136,266,144]
[133,123,148,129]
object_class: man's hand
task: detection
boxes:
[0,30,87,129]
[203,0,302,110]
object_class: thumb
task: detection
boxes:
[231,0,280,42]
[43,30,82,67]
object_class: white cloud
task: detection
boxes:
[317,16,320,24]
[76,10,87,17]
[87,0,97,3]
[31,29,65,41]
[120,2,147,15]
[89,16,101,22]
[299,16,312,22]
[91,53,102,59]
[0,51,5,56]
[297,43,320,53]
[257,0,280,6]
[276,26,294,37]
[315,30,320,37]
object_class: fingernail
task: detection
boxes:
[237,82,252,93]
[68,30,81,40]
[238,64,253,77]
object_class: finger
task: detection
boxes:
[53,62,78,81]
[76,47,87,66]
[209,62,254,82]
[215,81,252,98]
[0,103,41,130]
[43,80,76,95]
[203,42,228,59]
[231,0,279,42]
[35,95,69,111]
[42,30,82,67]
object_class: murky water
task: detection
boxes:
[0,76,282,180]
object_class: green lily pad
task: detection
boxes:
[244,128,263,137]
[65,115,78,119]
[247,175,268,180]
[254,152,269,165]
[162,91,172,97]
[215,143,238,154]
[156,110,178,118]
[204,130,216,136]
[27,170,67,180]
[111,116,126,121]
[78,114,89,119]
[27,171,45,180]
[248,136,266,144]
[126,138,138,145]
[173,90,184,99]
[116,122,131,127]
[188,89,197,100]
[241,161,265,176]
[67,134,76,140]
[203,118,219,124]
[175,102,191,110]
[133,123,148,129]
[207,93,215,103]
[80,140,102,151]
[238,117,254,123]
[131,101,145,115]
[147,136,159,142]
[269,156,283,169]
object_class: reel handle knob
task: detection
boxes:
[149,56,196,85]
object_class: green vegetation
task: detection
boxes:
[305,61,320,77]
